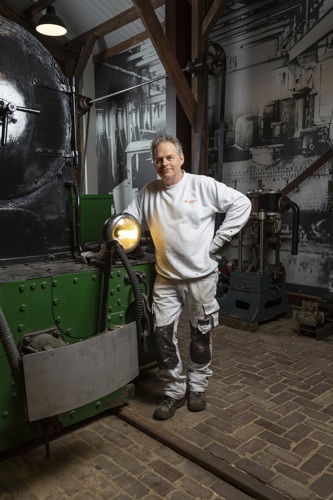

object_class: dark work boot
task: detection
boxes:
[153,395,186,420]
[187,392,206,412]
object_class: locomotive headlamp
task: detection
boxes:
[103,214,141,253]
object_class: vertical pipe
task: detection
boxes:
[259,210,266,274]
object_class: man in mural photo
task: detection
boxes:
[123,134,251,420]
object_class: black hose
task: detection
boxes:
[112,241,144,331]
[66,179,83,254]
[99,241,144,344]
[0,307,21,393]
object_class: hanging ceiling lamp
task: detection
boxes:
[36,6,67,37]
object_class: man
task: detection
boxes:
[123,134,251,420]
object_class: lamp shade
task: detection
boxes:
[36,6,67,36]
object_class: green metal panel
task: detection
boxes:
[51,265,148,340]
[73,194,113,246]
[0,358,36,452]
[52,270,103,340]
[0,259,156,453]
[0,279,54,351]
[0,279,54,451]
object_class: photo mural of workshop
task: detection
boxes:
[93,0,333,332]
[207,0,333,308]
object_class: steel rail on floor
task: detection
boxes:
[115,405,290,500]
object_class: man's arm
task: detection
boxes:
[209,192,251,262]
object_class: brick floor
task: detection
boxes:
[1,312,333,499]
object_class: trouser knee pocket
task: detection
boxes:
[190,322,211,365]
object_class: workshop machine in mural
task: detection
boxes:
[208,0,333,298]
[94,40,165,210]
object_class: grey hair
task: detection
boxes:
[150,134,184,162]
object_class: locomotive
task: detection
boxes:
[0,15,156,454]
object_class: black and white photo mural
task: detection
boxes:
[94,39,165,212]
[94,0,333,297]
[207,0,333,297]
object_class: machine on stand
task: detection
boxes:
[295,294,333,340]
[218,186,300,331]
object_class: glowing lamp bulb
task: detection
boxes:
[103,214,141,253]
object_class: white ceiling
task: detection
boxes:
[5,0,165,55]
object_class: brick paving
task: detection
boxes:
[1,313,333,499]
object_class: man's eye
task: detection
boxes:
[156,156,174,164]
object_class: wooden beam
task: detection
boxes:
[71,0,165,83]
[67,0,165,50]
[201,0,230,42]
[74,34,98,83]
[23,0,56,19]
[164,0,192,161]
[41,41,80,60]
[191,0,207,174]
[132,0,198,132]
[0,1,41,36]
[93,22,165,63]
[63,0,164,81]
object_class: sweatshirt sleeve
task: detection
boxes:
[123,188,146,228]
[211,183,252,249]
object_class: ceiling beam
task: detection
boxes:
[66,0,165,50]
[62,0,165,83]
[191,0,208,174]
[201,0,230,43]
[23,0,56,19]
[132,0,198,131]
[93,22,165,63]
[0,1,41,36]
[74,34,99,83]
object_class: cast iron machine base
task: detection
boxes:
[218,186,299,332]
[218,271,292,332]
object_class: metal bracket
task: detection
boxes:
[36,148,76,159]
[32,77,72,93]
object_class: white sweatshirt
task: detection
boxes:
[125,171,251,280]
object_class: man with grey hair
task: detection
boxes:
[123,134,251,420]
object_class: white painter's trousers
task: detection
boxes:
[152,270,220,399]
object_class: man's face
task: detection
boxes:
[154,141,184,186]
